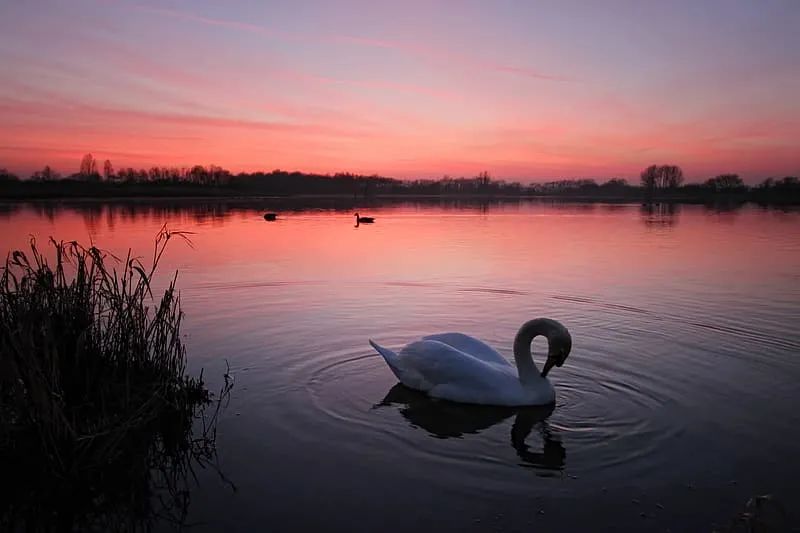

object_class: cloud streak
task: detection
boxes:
[0,96,375,139]
[123,1,569,82]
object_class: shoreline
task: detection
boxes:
[1,191,793,205]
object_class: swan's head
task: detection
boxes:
[541,327,572,378]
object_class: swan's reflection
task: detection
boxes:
[378,384,566,472]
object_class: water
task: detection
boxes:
[2,200,799,531]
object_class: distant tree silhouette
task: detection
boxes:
[660,165,684,188]
[186,165,207,185]
[103,159,114,181]
[79,153,97,175]
[78,153,100,181]
[751,176,800,203]
[604,178,628,188]
[0,168,19,181]
[30,166,60,181]
[477,171,491,192]
[640,164,683,192]
[6,156,800,205]
[208,164,231,186]
[705,174,744,191]
[640,165,659,193]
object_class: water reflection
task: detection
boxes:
[6,198,793,233]
[0,376,234,531]
[2,199,799,531]
[378,384,565,472]
[640,202,681,228]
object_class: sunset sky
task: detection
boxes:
[0,0,798,183]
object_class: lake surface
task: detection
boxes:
[2,200,799,531]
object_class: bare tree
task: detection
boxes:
[79,153,97,178]
[31,165,60,181]
[641,164,683,191]
[705,174,743,190]
[0,168,19,181]
[640,165,659,192]
[103,160,114,181]
[660,165,684,188]
[187,165,209,185]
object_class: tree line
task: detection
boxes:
[0,154,797,201]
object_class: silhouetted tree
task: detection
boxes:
[476,171,491,190]
[0,168,19,181]
[79,153,97,176]
[641,164,683,192]
[640,165,659,193]
[603,178,628,188]
[705,174,744,191]
[660,165,684,188]
[103,160,114,181]
[30,166,60,181]
[208,164,231,186]
[187,165,209,185]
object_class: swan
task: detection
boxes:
[369,318,571,406]
[263,212,278,221]
[354,213,374,224]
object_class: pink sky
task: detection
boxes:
[0,0,798,183]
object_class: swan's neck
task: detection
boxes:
[513,319,557,386]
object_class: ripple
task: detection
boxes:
[294,330,687,490]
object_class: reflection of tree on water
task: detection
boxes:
[80,203,104,236]
[378,384,565,473]
[640,202,681,228]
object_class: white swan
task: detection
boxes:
[369,318,572,406]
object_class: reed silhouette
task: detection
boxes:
[0,229,234,530]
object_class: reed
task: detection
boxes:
[0,227,231,530]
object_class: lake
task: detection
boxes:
[2,199,799,531]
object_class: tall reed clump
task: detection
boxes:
[0,228,231,531]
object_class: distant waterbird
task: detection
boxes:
[369,318,572,406]
[263,213,278,221]
[354,213,374,225]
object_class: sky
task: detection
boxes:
[0,0,798,183]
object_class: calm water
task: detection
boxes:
[2,200,799,531]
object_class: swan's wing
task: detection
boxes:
[397,340,513,397]
[422,333,510,367]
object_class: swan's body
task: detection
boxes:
[263,212,278,221]
[354,213,374,224]
[369,318,571,406]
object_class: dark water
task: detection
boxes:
[2,200,799,531]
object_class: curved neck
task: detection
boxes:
[513,319,558,385]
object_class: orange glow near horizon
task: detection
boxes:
[3,203,797,297]
[0,1,798,182]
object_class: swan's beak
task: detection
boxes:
[541,357,557,378]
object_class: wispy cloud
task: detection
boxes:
[120,1,569,82]
[122,3,303,42]
[0,96,374,139]
[331,35,572,82]
[278,71,463,101]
